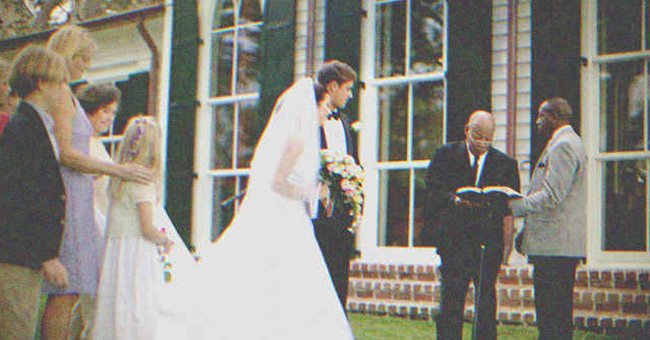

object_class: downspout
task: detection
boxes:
[137,17,160,117]
[506,0,518,157]
[136,1,173,203]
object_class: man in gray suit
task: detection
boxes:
[510,97,587,340]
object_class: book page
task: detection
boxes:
[455,186,482,195]
[482,186,522,197]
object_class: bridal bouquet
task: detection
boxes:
[319,150,365,231]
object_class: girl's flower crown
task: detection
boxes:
[127,116,147,161]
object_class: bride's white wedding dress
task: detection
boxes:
[194,78,354,339]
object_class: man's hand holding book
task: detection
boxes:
[454,186,522,215]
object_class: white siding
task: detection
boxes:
[491,0,532,191]
[294,0,326,79]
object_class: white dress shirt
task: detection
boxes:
[25,100,59,161]
[322,118,347,154]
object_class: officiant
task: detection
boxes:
[423,110,520,340]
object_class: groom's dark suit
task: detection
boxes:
[423,141,519,340]
[313,112,359,310]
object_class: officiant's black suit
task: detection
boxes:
[313,112,359,311]
[423,141,519,340]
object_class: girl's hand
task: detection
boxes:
[161,237,174,254]
[120,163,153,184]
[157,228,173,254]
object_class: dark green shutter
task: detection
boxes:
[531,0,581,163]
[259,0,296,124]
[446,0,493,142]
[325,0,362,119]
[114,72,149,133]
[165,0,199,245]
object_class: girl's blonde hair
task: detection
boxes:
[47,25,97,75]
[109,115,162,199]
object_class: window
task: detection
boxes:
[204,0,264,240]
[363,0,446,249]
[584,0,650,264]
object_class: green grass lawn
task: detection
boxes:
[33,297,615,340]
[349,313,615,340]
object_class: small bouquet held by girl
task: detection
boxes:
[319,149,365,232]
[93,116,198,340]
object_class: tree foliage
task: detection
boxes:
[0,0,163,40]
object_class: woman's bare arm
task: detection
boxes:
[271,137,305,200]
[52,86,151,183]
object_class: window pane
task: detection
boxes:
[410,0,445,74]
[378,169,410,247]
[378,85,407,161]
[239,0,262,23]
[375,0,406,77]
[211,32,234,97]
[236,100,262,168]
[629,69,650,151]
[599,60,646,152]
[598,0,642,54]
[212,176,248,240]
[213,104,234,169]
[213,0,236,29]
[413,169,429,247]
[236,27,262,94]
[603,160,648,251]
[413,81,445,159]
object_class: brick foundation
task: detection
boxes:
[347,262,650,336]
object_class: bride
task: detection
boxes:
[194,78,354,339]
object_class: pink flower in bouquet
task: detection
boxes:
[319,150,365,231]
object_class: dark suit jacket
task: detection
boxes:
[422,141,520,250]
[0,102,66,269]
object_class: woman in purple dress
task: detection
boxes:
[41,26,152,339]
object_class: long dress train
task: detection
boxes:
[196,78,353,339]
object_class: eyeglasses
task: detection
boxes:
[468,131,493,146]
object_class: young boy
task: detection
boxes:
[0,45,70,339]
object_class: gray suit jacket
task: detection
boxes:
[510,125,587,257]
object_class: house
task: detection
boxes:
[1,0,648,335]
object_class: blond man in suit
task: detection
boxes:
[0,46,70,340]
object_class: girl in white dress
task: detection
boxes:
[196,78,354,339]
[93,116,194,339]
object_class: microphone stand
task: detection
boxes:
[472,244,486,340]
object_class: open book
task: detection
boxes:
[456,185,522,200]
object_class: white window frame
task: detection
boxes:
[358,0,447,264]
[193,0,263,250]
[581,0,650,268]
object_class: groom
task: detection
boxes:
[313,60,359,310]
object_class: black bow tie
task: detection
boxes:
[327,110,341,120]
